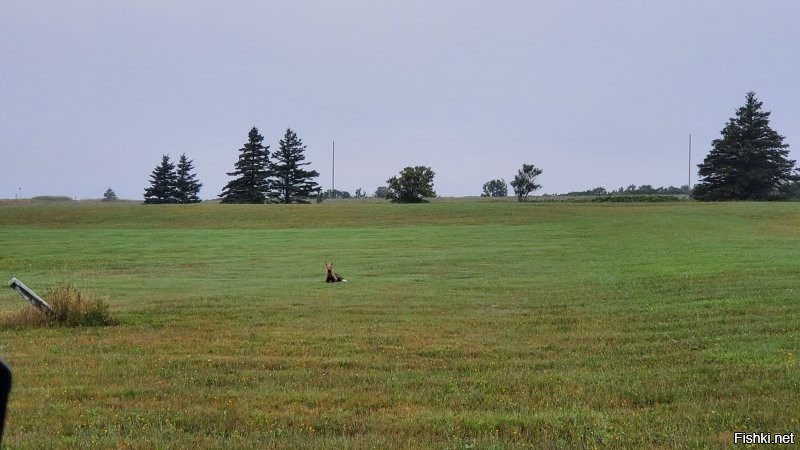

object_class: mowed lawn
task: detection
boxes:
[0,200,798,448]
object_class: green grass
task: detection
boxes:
[0,200,798,448]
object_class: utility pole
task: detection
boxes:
[331,141,335,195]
[688,134,692,190]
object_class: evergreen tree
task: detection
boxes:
[102,188,118,202]
[268,128,321,204]
[143,155,179,204]
[175,153,203,203]
[220,127,271,204]
[694,92,799,200]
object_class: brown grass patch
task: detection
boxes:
[2,282,115,327]
[765,212,800,236]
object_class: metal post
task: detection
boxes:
[688,134,692,190]
[8,277,52,316]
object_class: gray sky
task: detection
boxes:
[2,1,799,199]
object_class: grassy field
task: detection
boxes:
[0,200,798,448]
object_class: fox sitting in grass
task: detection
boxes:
[325,262,347,283]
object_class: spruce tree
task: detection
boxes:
[220,127,271,204]
[175,153,203,203]
[143,155,179,204]
[268,128,321,204]
[102,188,118,202]
[694,92,799,200]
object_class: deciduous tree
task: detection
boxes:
[373,186,389,199]
[321,189,351,200]
[481,179,508,197]
[510,164,542,201]
[385,166,436,203]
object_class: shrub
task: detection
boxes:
[31,196,74,203]
[2,283,115,328]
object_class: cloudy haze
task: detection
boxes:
[2,1,799,199]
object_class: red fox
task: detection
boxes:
[325,262,346,283]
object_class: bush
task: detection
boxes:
[31,196,74,203]
[2,283,115,328]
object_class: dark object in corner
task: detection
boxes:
[0,359,11,444]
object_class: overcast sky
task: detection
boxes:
[2,1,799,199]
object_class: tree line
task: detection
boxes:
[219,127,321,204]
[141,126,446,204]
[143,153,203,204]
[481,92,799,201]
[478,164,544,201]
[142,127,321,204]
[555,185,690,197]
[139,91,798,204]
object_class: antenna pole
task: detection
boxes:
[688,134,692,190]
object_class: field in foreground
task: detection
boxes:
[0,200,798,448]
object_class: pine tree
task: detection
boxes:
[694,92,799,200]
[102,188,118,202]
[220,127,271,204]
[175,153,203,203]
[143,155,179,204]
[268,128,321,204]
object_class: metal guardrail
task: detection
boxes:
[7,277,53,316]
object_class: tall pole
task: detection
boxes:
[332,141,335,194]
[688,134,692,190]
